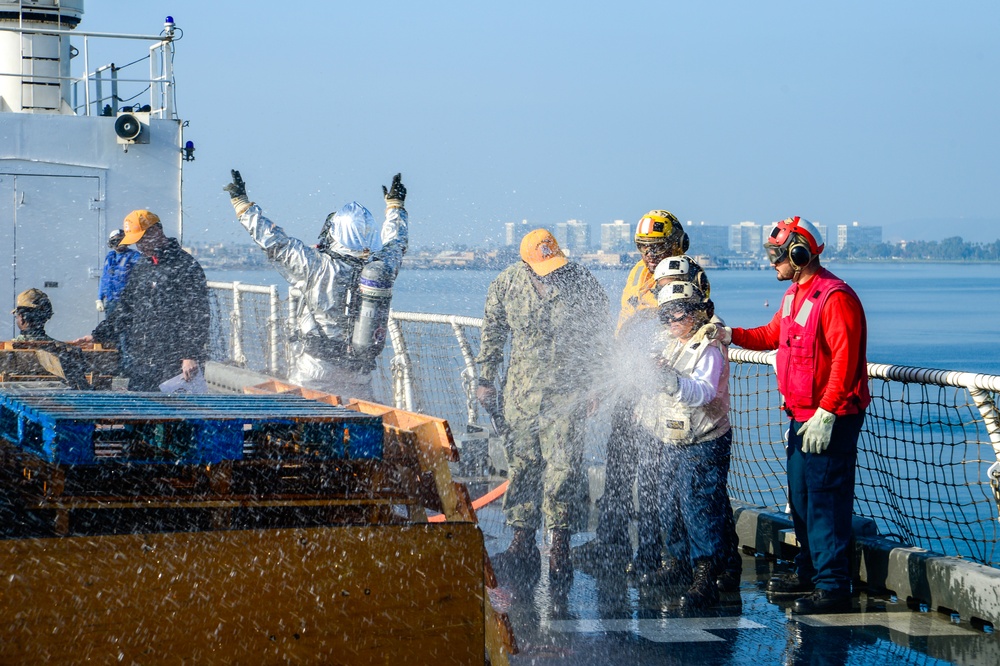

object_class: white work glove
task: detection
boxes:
[704,323,732,345]
[797,407,836,454]
[95,299,105,312]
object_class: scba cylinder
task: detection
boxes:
[351,260,394,356]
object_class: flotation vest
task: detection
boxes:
[776,268,870,420]
[634,329,731,445]
[617,259,657,334]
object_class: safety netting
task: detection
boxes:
[207,282,1000,569]
[207,281,288,380]
[728,349,1000,568]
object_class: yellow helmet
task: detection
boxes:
[635,210,689,254]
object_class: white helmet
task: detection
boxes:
[656,280,704,307]
[652,255,711,298]
[657,280,714,323]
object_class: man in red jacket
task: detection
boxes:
[709,216,869,614]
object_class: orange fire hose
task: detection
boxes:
[428,479,509,522]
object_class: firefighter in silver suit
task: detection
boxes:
[224,170,408,399]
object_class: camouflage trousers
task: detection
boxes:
[502,391,589,533]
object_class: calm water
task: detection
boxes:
[207,261,1000,376]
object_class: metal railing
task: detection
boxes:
[0,20,179,118]
[206,281,1000,568]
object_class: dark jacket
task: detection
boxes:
[93,237,210,391]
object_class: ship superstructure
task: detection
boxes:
[0,0,187,340]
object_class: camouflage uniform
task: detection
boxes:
[13,331,54,342]
[477,261,610,532]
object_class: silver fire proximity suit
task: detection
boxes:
[229,177,408,399]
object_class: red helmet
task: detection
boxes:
[764,216,824,267]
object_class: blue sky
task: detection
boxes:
[81,2,1000,247]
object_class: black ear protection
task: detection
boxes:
[680,232,690,254]
[788,236,812,269]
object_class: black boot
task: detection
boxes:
[679,558,719,609]
[573,538,631,578]
[492,527,540,589]
[549,528,574,588]
[767,571,814,596]
[639,556,692,588]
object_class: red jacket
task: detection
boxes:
[732,268,870,420]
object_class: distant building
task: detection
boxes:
[504,220,530,247]
[579,251,624,266]
[431,251,476,267]
[729,221,764,256]
[600,219,633,253]
[555,219,591,254]
[814,223,828,248]
[836,221,882,251]
[686,221,729,257]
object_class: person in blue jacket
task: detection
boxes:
[98,229,141,316]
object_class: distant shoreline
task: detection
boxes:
[198,256,1000,271]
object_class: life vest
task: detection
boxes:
[634,329,731,445]
[617,259,657,334]
[775,268,870,420]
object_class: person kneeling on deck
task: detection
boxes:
[706,216,869,614]
[475,229,610,598]
[11,288,90,390]
[224,170,408,400]
[633,282,733,609]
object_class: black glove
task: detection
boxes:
[223,169,247,198]
[382,173,405,207]
[224,169,252,216]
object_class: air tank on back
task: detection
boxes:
[351,260,394,360]
[0,0,84,114]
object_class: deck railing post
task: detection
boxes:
[231,282,245,367]
[268,285,280,376]
[969,386,1000,523]
[450,317,480,428]
[387,314,415,412]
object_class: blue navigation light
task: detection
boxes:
[165,16,175,24]
[182,140,195,161]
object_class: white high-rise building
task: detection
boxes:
[504,220,530,247]
[686,221,729,256]
[729,221,763,256]
[555,219,590,255]
[836,221,882,251]
[601,220,632,253]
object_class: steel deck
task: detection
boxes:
[474,503,1000,665]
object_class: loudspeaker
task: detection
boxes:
[114,112,149,144]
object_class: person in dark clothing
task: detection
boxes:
[76,210,210,391]
[11,288,57,344]
[10,288,91,390]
